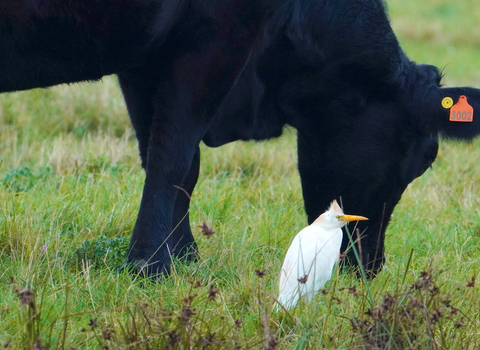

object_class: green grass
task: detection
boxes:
[1,0,480,348]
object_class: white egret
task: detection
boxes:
[277,200,368,310]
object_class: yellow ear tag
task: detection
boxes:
[449,95,473,122]
[441,97,453,109]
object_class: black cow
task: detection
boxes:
[1,0,480,277]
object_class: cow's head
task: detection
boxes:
[289,62,480,275]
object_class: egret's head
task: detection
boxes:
[313,200,368,230]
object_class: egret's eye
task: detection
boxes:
[336,215,341,219]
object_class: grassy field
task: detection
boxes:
[1,0,480,348]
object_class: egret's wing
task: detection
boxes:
[302,228,343,301]
[278,229,305,309]
[278,226,323,308]
[278,226,343,308]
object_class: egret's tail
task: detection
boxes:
[275,292,299,311]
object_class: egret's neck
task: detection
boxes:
[311,220,345,232]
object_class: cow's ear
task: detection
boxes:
[422,86,480,140]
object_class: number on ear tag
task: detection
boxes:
[449,95,473,122]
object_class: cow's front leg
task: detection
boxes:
[119,71,199,263]
[170,146,200,261]
[125,1,266,277]
[126,113,204,276]
[117,70,154,169]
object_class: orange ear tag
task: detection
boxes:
[449,95,474,122]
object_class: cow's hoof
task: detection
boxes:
[172,244,200,263]
[121,258,170,281]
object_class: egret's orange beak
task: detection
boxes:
[340,215,368,222]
